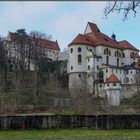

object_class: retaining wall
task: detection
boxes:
[0,115,139,129]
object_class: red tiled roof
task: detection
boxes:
[106,74,120,83]
[8,32,60,51]
[69,22,121,49]
[69,22,139,51]
[119,40,138,51]
[68,34,95,46]
[86,32,121,49]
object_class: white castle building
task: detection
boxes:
[68,22,140,105]
[4,32,60,71]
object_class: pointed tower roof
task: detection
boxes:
[106,74,120,83]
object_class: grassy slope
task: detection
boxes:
[0,129,139,139]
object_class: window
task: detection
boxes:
[106,55,109,65]
[97,65,99,70]
[116,69,118,74]
[88,65,90,70]
[88,58,90,62]
[78,54,82,64]
[113,83,116,86]
[107,84,109,87]
[126,77,129,83]
[130,52,135,58]
[104,48,111,55]
[70,48,73,53]
[117,58,119,67]
[71,66,73,70]
[126,70,128,74]
[100,84,102,87]
[79,74,81,78]
[122,52,125,58]
[78,47,81,52]
[130,71,133,74]
[115,51,121,57]
[106,69,108,73]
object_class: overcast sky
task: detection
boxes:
[0,1,140,51]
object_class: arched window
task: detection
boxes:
[115,51,121,57]
[104,48,111,56]
[130,52,135,58]
[78,47,81,52]
[104,48,111,65]
[78,54,82,64]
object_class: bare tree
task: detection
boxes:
[104,1,140,20]
[30,31,52,40]
[31,34,50,108]
[0,38,8,113]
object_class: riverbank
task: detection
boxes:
[0,129,139,139]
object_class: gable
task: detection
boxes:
[84,23,92,34]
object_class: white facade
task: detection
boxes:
[5,32,60,71]
[68,22,140,105]
[105,83,122,106]
[58,52,69,61]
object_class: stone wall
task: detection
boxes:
[0,115,139,130]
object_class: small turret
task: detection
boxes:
[105,74,122,106]
[111,33,116,41]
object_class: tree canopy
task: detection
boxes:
[16,29,27,35]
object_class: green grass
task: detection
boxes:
[0,129,139,139]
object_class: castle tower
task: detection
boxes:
[68,22,101,91]
[105,74,122,106]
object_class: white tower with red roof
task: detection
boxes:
[105,74,122,106]
[68,21,140,98]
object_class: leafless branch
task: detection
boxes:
[104,1,140,20]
